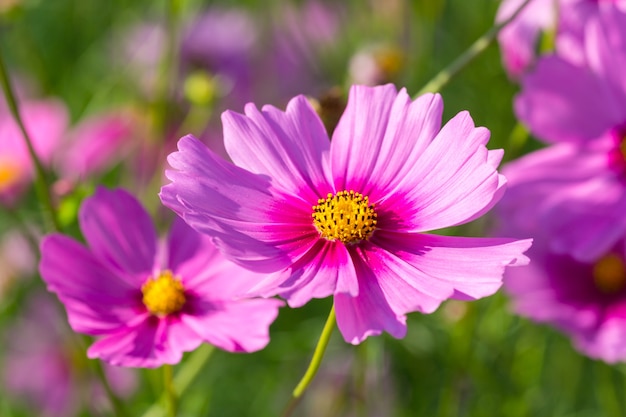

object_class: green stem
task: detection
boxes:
[415,0,533,96]
[0,50,60,232]
[140,344,215,417]
[163,365,177,417]
[92,359,128,417]
[281,304,337,417]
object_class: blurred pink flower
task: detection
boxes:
[496,131,626,261]
[0,228,37,299]
[39,187,283,368]
[161,84,531,344]
[0,98,68,204]
[2,293,136,417]
[54,110,138,180]
[496,0,626,80]
[514,4,626,142]
[505,237,626,363]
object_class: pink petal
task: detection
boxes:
[79,187,157,284]
[373,232,531,302]
[515,55,622,142]
[331,85,444,202]
[495,0,554,79]
[167,218,276,299]
[87,316,181,368]
[334,255,407,344]
[39,235,143,335]
[251,239,358,307]
[161,134,317,272]
[584,6,626,112]
[377,111,501,232]
[222,95,332,201]
[182,298,283,352]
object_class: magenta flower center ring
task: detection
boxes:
[312,190,378,244]
[141,270,186,316]
[592,254,626,294]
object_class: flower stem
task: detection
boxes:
[92,358,128,417]
[140,344,215,417]
[281,304,337,417]
[415,0,533,96]
[163,364,177,417]
[0,50,60,232]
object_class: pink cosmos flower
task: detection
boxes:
[2,293,137,417]
[514,4,626,143]
[0,98,68,204]
[505,236,626,363]
[496,131,626,262]
[496,0,626,80]
[54,110,138,180]
[160,84,532,344]
[39,187,283,368]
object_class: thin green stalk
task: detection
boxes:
[281,304,337,417]
[415,0,533,96]
[0,50,60,232]
[92,359,128,417]
[140,344,215,417]
[163,365,177,417]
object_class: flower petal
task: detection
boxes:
[182,298,283,353]
[39,235,142,335]
[330,85,443,202]
[161,134,317,272]
[87,316,181,368]
[249,239,358,307]
[515,55,622,142]
[584,6,626,110]
[79,187,157,284]
[334,254,407,345]
[372,232,531,303]
[222,95,331,201]
[377,111,502,232]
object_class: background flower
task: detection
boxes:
[39,187,283,367]
[505,237,626,363]
[514,4,626,143]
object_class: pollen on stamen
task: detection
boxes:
[142,270,186,316]
[311,190,378,244]
[592,254,626,294]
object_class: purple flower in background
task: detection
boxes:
[496,0,626,80]
[505,237,626,363]
[2,293,136,417]
[0,99,68,204]
[514,4,626,143]
[496,132,626,262]
[39,187,283,368]
[161,84,532,344]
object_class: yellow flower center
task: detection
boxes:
[592,254,626,294]
[620,135,626,161]
[0,160,22,190]
[141,270,186,316]
[312,190,377,244]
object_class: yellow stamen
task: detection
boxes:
[312,190,377,244]
[592,254,626,294]
[141,270,186,316]
[620,135,626,161]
